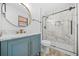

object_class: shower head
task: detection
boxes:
[69,7,75,11]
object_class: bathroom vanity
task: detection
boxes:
[0,33,41,56]
[0,3,41,56]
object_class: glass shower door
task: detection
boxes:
[42,6,77,55]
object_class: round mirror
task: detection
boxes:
[3,3,32,27]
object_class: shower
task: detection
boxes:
[42,4,78,56]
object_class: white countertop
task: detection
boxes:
[0,33,41,41]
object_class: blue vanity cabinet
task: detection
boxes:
[30,34,41,56]
[7,37,30,56]
[0,34,41,56]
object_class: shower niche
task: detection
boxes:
[42,4,77,55]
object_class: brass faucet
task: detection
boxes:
[16,29,26,34]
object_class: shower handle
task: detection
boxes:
[44,26,46,29]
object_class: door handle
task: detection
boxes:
[71,20,72,35]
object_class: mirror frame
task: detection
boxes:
[1,3,32,27]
